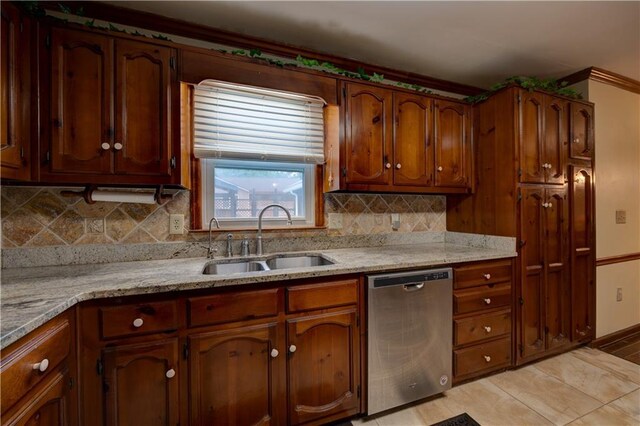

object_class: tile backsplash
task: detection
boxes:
[0,186,445,248]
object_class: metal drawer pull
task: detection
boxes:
[483,298,491,305]
[289,345,297,353]
[270,349,279,358]
[32,359,49,373]
[483,355,491,363]
[403,283,424,292]
[483,273,491,280]
[132,318,144,328]
[165,368,176,379]
[101,142,111,150]
[484,326,492,333]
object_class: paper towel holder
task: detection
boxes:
[60,185,174,205]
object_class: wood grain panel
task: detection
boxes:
[188,289,279,328]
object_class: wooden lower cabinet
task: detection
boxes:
[188,323,283,426]
[287,310,360,425]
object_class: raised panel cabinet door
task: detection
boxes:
[543,98,567,184]
[2,369,70,426]
[0,2,28,180]
[188,323,283,426]
[434,100,470,187]
[102,339,179,426]
[344,83,392,185]
[519,186,546,360]
[569,103,594,161]
[114,39,174,176]
[570,167,594,341]
[519,91,545,184]
[393,92,432,186]
[50,28,113,174]
[544,187,571,350]
[287,310,360,425]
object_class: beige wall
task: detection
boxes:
[588,80,640,337]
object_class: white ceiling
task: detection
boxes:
[107,1,640,89]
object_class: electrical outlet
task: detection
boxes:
[169,214,184,235]
[391,213,400,231]
[616,287,623,302]
[616,210,626,224]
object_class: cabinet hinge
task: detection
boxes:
[45,34,51,49]
[68,377,74,390]
[19,22,24,33]
[517,191,522,202]
[518,344,524,355]
[170,57,176,70]
[517,94,522,103]
[357,385,361,398]
[544,326,549,334]
[170,156,176,169]
[519,297,524,305]
[356,314,360,327]
[45,151,50,163]
[519,240,525,248]
[20,146,24,159]
[342,87,346,98]
[96,358,103,376]
[183,342,189,360]
[341,167,347,178]
[517,168,522,177]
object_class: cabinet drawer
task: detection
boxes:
[287,279,358,313]
[454,337,511,378]
[0,318,71,412]
[99,301,178,339]
[454,283,511,315]
[454,260,512,289]
[454,310,511,346]
[187,289,280,328]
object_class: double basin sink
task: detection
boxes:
[202,254,334,275]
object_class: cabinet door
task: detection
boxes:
[434,100,470,187]
[393,92,432,186]
[544,187,570,349]
[570,167,594,341]
[102,339,179,426]
[0,3,29,180]
[519,91,545,184]
[188,323,283,426]
[543,98,567,184]
[344,83,392,185]
[50,28,113,174]
[519,187,545,359]
[114,39,173,176]
[287,309,360,425]
[569,103,594,161]
[2,369,70,426]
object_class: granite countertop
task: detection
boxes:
[0,241,516,349]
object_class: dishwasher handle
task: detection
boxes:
[403,282,425,292]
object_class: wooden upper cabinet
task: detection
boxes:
[434,100,470,187]
[393,93,432,186]
[50,28,113,175]
[543,98,567,184]
[188,323,283,426]
[519,91,545,184]
[114,39,173,177]
[569,103,594,161]
[344,82,392,185]
[102,339,179,426]
[287,309,360,425]
[1,2,30,181]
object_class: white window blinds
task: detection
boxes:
[193,80,326,164]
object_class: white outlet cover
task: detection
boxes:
[169,214,184,235]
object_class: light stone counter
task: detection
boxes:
[1,238,516,349]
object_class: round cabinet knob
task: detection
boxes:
[542,202,548,208]
[437,166,443,172]
[483,273,491,280]
[547,203,553,208]
[396,163,402,169]
[113,142,123,151]
[483,298,491,305]
[165,368,176,379]
[289,345,297,353]
[483,355,491,363]
[385,163,392,169]
[574,138,580,144]
[33,358,49,372]
[270,348,279,358]
[101,142,111,150]
[132,318,144,328]
[484,326,492,333]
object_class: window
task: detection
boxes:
[192,80,325,227]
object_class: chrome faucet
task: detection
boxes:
[257,204,292,255]
[226,233,233,257]
[207,217,220,259]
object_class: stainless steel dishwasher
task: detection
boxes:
[367,268,453,415]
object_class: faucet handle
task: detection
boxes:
[207,247,218,259]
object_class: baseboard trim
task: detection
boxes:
[596,252,640,267]
[591,323,640,348]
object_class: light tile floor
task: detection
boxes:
[353,347,640,426]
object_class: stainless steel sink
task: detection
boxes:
[266,254,334,269]
[202,254,334,275]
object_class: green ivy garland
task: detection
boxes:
[464,76,582,104]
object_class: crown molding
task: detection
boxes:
[562,67,640,94]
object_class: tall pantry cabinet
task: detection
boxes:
[447,86,595,365]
